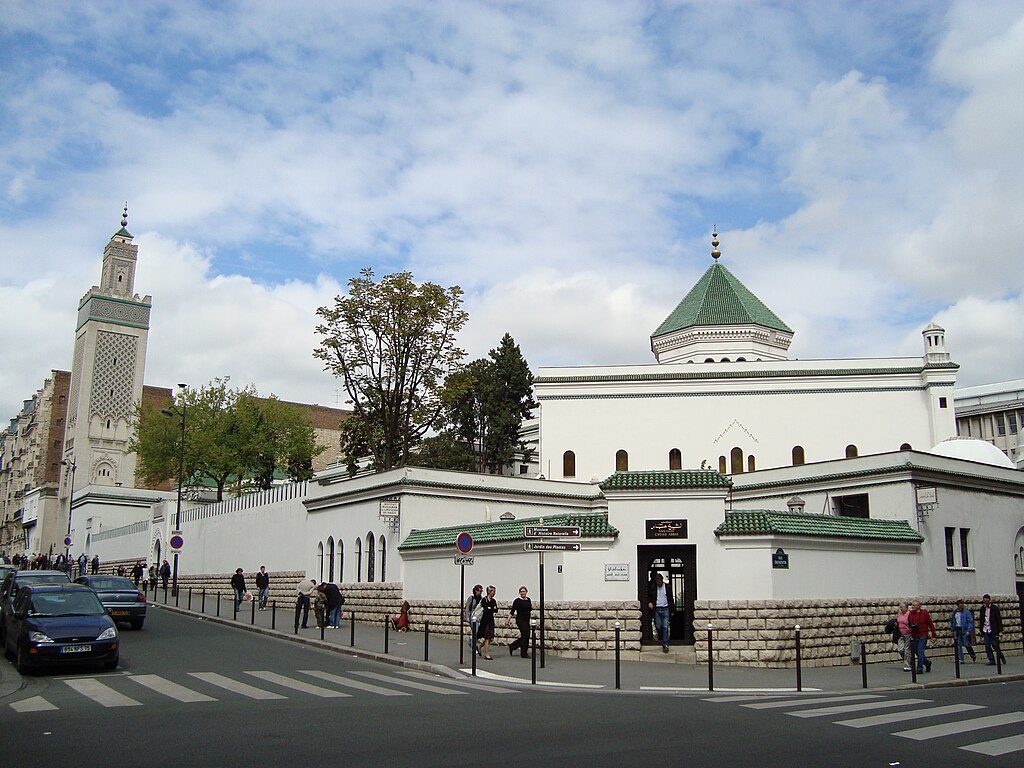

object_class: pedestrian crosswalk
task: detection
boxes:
[703,691,1024,759]
[7,667,517,714]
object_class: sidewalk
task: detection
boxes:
[152,592,1021,694]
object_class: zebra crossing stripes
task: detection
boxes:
[298,670,411,696]
[9,696,57,712]
[961,734,1024,757]
[787,698,930,718]
[894,712,1024,741]
[129,674,217,703]
[244,671,350,698]
[64,678,142,707]
[395,669,519,694]
[742,694,882,710]
[352,670,468,695]
[188,672,286,700]
[836,704,984,728]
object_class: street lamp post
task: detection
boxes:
[161,383,187,595]
[59,458,77,572]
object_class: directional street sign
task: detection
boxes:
[454,555,475,566]
[523,525,581,538]
[524,542,581,552]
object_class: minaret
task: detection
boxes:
[61,206,153,499]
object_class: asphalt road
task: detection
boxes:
[2,604,1023,767]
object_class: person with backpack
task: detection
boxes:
[255,566,270,611]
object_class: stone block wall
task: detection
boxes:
[693,595,1023,668]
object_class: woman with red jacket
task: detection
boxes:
[908,600,938,673]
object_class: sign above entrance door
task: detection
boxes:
[645,519,688,539]
[524,525,581,538]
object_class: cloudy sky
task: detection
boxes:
[1,1,1022,418]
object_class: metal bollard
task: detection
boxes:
[233,596,238,621]
[996,640,1003,675]
[164,586,168,605]
[188,588,192,611]
[384,615,390,654]
[321,622,325,641]
[531,621,537,685]
[861,639,868,689]
[175,586,180,607]
[614,621,621,690]
[910,641,917,683]
[795,625,802,692]
[424,620,430,662]
[251,597,256,625]
[707,623,715,692]
[953,629,961,679]
[471,634,477,677]
[350,611,356,647]
[217,592,221,617]
[272,600,276,630]
[202,589,206,614]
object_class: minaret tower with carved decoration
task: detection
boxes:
[61,205,153,501]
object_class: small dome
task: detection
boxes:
[927,437,1015,469]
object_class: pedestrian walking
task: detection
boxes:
[477,585,498,660]
[895,602,913,670]
[312,584,328,630]
[131,561,144,587]
[148,564,157,591]
[77,552,88,577]
[91,554,100,574]
[295,578,315,630]
[978,594,1007,666]
[323,581,343,628]
[231,568,247,611]
[950,599,977,663]
[255,566,270,610]
[464,584,484,656]
[647,572,673,652]
[160,559,171,589]
[507,586,532,658]
[908,599,937,673]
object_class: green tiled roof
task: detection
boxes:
[114,227,133,238]
[653,262,793,337]
[399,512,618,550]
[715,510,923,541]
[600,470,732,491]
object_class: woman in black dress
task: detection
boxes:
[478,585,498,660]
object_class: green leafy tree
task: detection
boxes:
[235,394,324,489]
[314,269,468,473]
[414,433,477,472]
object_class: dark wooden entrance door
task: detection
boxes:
[637,544,697,646]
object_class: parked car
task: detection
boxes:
[0,564,15,583]
[75,575,147,630]
[0,569,71,644]
[3,583,118,673]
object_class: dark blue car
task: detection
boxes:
[3,584,118,673]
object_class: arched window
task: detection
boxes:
[669,448,682,470]
[615,450,628,471]
[563,451,576,478]
[730,447,744,474]
[900,443,912,451]
[317,542,324,582]
[378,535,386,582]
[337,539,345,582]
[747,455,756,472]
[355,538,362,581]
[845,444,859,459]
[720,358,730,363]
[704,358,715,363]
[366,532,376,582]
[736,357,746,362]
[792,446,805,466]
[718,455,727,473]
[327,537,335,582]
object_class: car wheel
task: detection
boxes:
[102,656,118,671]
[130,619,144,631]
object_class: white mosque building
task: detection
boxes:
[71,226,1023,666]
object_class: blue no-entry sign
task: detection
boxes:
[456,531,474,554]
[169,534,184,552]
[63,536,72,547]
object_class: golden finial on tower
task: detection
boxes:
[121,202,128,228]
[711,225,721,260]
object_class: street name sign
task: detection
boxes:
[523,525,581,538]
[524,542,581,552]
[454,555,475,566]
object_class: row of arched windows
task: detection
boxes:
[317,533,387,584]
[563,442,916,478]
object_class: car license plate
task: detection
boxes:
[110,610,129,616]
[61,644,92,654]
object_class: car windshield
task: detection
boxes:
[86,577,137,591]
[28,591,105,617]
[18,573,71,588]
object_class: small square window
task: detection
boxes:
[939,397,948,409]
[959,528,970,568]
[944,527,955,567]
[996,414,1007,437]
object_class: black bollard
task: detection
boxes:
[202,589,206,614]
[471,634,477,677]
[954,628,961,679]
[272,600,276,630]
[795,625,802,692]
[384,615,390,654]
[910,641,917,683]
[708,623,715,692]
[424,620,430,662]
[996,640,1003,675]
[175,586,179,607]
[217,592,221,617]
[164,586,168,605]
[321,622,325,641]
[233,596,238,621]
[350,611,356,647]
[614,622,621,690]
[861,639,868,689]
[188,588,192,611]
[531,622,537,685]
[251,596,256,625]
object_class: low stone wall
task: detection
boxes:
[693,595,1023,668]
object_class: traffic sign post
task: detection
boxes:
[169,532,184,553]
[63,536,73,548]
[525,523,582,669]
[455,531,473,666]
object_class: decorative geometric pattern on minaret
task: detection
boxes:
[89,331,138,420]
[68,335,85,430]
[76,296,151,330]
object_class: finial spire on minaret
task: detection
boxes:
[711,225,721,260]
[121,202,128,228]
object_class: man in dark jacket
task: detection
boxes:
[231,568,247,611]
[91,554,100,574]
[255,566,270,611]
[322,581,343,628]
[646,573,673,652]
[979,594,1006,666]
[132,561,144,587]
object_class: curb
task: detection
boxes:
[873,672,1024,692]
[152,603,463,681]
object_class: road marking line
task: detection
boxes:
[836,704,984,728]
[64,678,142,707]
[244,671,350,698]
[396,669,519,694]
[128,675,217,703]
[188,672,286,700]
[960,734,1024,756]
[353,671,467,695]
[10,696,57,713]
[788,698,930,718]
[744,694,882,710]
[298,670,411,696]
[894,712,1024,741]
[701,694,812,702]
[469,669,604,688]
